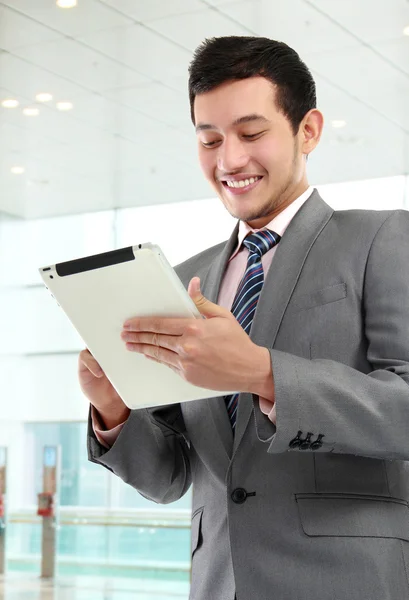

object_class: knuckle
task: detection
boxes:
[185,322,201,336]
[180,341,198,357]
[151,318,160,331]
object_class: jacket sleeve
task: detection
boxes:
[87,403,192,504]
[253,210,409,460]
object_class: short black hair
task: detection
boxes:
[188,36,316,135]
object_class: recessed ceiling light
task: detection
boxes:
[56,0,77,7]
[36,93,53,103]
[332,120,347,128]
[23,107,40,116]
[56,101,73,111]
[11,166,25,175]
[403,25,409,36]
[2,98,19,108]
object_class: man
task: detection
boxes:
[81,36,409,600]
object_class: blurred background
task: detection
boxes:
[0,0,408,598]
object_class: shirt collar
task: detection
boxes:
[229,186,315,261]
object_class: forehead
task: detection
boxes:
[193,76,279,126]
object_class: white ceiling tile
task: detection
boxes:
[78,23,191,81]
[0,86,34,111]
[24,170,114,219]
[113,112,196,163]
[306,46,409,132]
[0,52,87,102]
[312,75,408,176]
[99,0,205,22]
[1,0,409,219]
[202,0,241,5]
[306,0,409,44]
[1,0,132,38]
[372,36,409,77]
[216,0,361,54]
[117,158,212,208]
[104,82,192,131]
[13,37,151,93]
[148,7,253,52]
[0,5,61,50]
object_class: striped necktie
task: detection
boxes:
[225,229,281,429]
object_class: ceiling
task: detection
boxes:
[0,0,408,219]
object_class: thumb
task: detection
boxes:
[188,277,230,319]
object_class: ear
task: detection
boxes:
[300,109,324,155]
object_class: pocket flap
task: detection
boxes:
[191,507,203,556]
[296,494,409,541]
[290,282,347,312]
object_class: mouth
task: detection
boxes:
[220,175,263,195]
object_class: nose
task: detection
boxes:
[216,137,249,173]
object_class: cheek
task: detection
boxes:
[198,147,216,181]
[256,137,293,173]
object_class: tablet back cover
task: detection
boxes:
[39,245,231,409]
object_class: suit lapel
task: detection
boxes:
[181,223,239,475]
[233,190,334,451]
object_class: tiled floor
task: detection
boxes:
[0,575,190,600]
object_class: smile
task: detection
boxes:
[221,176,263,195]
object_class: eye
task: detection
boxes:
[201,140,221,148]
[242,131,265,140]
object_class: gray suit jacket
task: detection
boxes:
[88,190,409,600]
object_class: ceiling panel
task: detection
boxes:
[201,0,242,6]
[24,169,114,219]
[0,5,61,50]
[306,45,409,132]
[372,36,409,76]
[306,0,409,44]
[78,23,191,81]
[0,52,87,102]
[104,82,192,132]
[148,6,253,52]
[312,75,408,179]
[14,37,151,93]
[117,158,212,209]
[217,0,362,54]
[0,0,408,219]
[1,0,132,38]
[99,0,205,23]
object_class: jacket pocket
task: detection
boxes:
[289,282,347,313]
[191,506,204,557]
[296,493,409,541]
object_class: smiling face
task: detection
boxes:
[194,76,322,228]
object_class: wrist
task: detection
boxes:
[246,346,275,401]
[94,401,131,430]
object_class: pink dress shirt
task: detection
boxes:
[93,187,314,447]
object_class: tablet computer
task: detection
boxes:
[39,243,233,409]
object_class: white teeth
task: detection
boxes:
[226,176,260,189]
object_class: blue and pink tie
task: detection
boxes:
[225,229,281,429]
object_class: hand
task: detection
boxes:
[121,277,274,399]
[78,349,130,429]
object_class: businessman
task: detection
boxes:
[81,36,409,600]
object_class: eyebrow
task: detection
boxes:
[195,114,270,133]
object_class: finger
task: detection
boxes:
[121,331,180,352]
[145,354,181,376]
[123,316,194,335]
[125,343,180,368]
[79,349,104,378]
[188,276,232,319]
